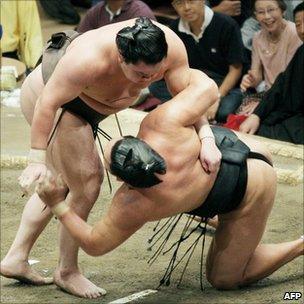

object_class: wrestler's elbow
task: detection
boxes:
[194,72,218,107]
[205,78,219,107]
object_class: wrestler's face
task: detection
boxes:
[119,57,164,84]
[295,10,304,41]
[254,0,285,35]
[172,0,204,23]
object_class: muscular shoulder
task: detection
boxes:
[61,34,114,80]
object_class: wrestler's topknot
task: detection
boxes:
[116,17,168,64]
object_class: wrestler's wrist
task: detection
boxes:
[200,136,215,141]
[28,148,46,164]
[51,201,70,218]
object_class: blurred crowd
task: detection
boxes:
[0,0,303,144]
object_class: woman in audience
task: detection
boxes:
[240,0,301,94]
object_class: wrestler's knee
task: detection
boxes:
[207,271,240,290]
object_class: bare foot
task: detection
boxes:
[54,269,106,299]
[0,259,53,285]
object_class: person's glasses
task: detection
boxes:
[255,7,279,17]
[172,0,201,8]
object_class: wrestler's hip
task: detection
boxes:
[239,160,276,214]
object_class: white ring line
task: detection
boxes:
[108,289,158,304]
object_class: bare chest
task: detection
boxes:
[80,79,144,114]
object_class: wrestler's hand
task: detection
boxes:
[239,114,260,134]
[200,137,222,174]
[18,163,47,196]
[36,171,68,208]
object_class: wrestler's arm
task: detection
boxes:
[31,55,94,150]
[19,54,101,191]
[163,38,221,172]
[58,199,144,257]
[36,175,146,256]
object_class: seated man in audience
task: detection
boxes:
[150,0,244,123]
[77,0,156,32]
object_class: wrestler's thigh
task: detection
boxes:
[206,161,276,282]
[47,111,103,198]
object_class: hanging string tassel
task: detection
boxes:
[148,214,210,291]
[115,113,123,136]
[148,215,182,265]
[200,219,208,291]
[96,131,112,194]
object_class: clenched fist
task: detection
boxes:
[36,171,69,208]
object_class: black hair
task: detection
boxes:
[110,136,167,188]
[254,0,287,12]
[116,17,168,65]
[294,2,304,17]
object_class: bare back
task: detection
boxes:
[110,102,274,223]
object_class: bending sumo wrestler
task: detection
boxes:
[0,17,222,299]
[37,83,303,296]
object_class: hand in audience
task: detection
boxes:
[239,114,260,134]
[240,70,258,92]
[214,0,241,16]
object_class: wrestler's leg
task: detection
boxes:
[0,194,53,285]
[206,162,303,289]
[48,111,105,298]
[1,71,54,285]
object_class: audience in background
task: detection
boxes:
[241,1,302,55]
[1,0,43,71]
[3,0,303,146]
[39,0,81,25]
[240,0,302,93]
[294,1,304,42]
[78,0,155,32]
[206,0,253,26]
[238,3,304,145]
[150,0,244,123]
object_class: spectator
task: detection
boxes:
[0,0,43,70]
[239,45,304,144]
[78,0,156,32]
[239,2,304,144]
[241,1,302,53]
[294,1,304,42]
[239,6,304,145]
[240,0,302,93]
[206,0,253,26]
[150,0,244,123]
